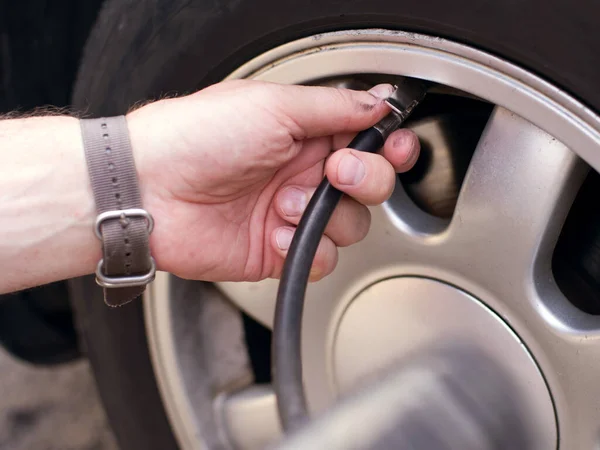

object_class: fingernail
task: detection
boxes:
[338,153,365,185]
[394,131,416,164]
[279,187,308,217]
[393,130,409,149]
[276,227,294,251]
[368,84,394,100]
[309,267,322,281]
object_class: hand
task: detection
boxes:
[128,80,420,282]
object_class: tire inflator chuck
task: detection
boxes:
[273,77,431,433]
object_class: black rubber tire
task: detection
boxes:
[71,0,600,448]
[0,1,103,112]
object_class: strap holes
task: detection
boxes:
[124,238,129,244]
[125,252,131,257]
[101,123,107,129]
[105,147,111,154]
[108,163,115,171]
[112,177,118,184]
[115,193,121,199]
[103,134,109,140]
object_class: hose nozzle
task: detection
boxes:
[374,77,431,139]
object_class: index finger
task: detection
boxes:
[273,83,394,139]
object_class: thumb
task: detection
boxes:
[275,83,393,139]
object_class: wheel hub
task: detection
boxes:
[332,277,556,448]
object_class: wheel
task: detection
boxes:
[71,0,600,448]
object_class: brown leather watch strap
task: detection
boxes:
[80,116,155,307]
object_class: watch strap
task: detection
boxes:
[80,116,154,307]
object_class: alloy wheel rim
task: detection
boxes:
[145,29,600,449]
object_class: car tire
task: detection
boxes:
[71,0,600,448]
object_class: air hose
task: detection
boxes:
[272,77,431,433]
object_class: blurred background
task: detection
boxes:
[0,347,117,450]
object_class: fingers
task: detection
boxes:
[271,226,338,281]
[324,150,395,205]
[334,128,421,172]
[381,129,421,172]
[275,186,371,247]
[325,129,420,204]
[274,83,394,139]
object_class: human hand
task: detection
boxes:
[127,80,420,282]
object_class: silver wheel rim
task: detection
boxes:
[144,29,600,449]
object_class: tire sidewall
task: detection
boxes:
[74,0,600,117]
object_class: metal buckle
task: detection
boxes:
[94,208,156,288]
[95,257,156,288]
[94,208,154,239]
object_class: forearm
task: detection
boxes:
[0,116,99,293]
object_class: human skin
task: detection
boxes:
[0,80,420,294]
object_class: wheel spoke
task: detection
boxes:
[443,106,587,291]
[216,385,281,450]
[217,279,279,328]
[522,280,600,449]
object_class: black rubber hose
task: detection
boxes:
[273,127,384,433]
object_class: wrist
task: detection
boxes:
[0,115,100,293]
[125,101,168,188]
[125,108,163,261]
[38,116,101,278]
